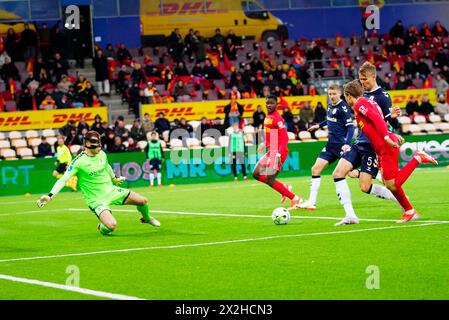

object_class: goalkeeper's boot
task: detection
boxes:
[140,217,161,227]
[280,184,292,204]
[397,210,420,224]
[415,151,438,165]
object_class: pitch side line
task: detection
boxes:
[0,222,444,264]
[0,274,145,300]
[68,208,449,224]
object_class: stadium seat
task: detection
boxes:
[186,138,201,149]
[287,131,297,141]
[219,136,229,147]
[8,131,22,141]
[202,136,217,148]
[162,130,170,142]
[1,149,17,160]
[169,138,185,150]
[0,132,5,140]
[25,130,39,141]
[435,122,449,134]
[315,129,328,141]
[70,145,81,155]
[42,129,56,138]
[444,114,449,122]
[0,140,11,150]
[226,127,234,135]
[429,115,442,124]
[414,115,427,124]
[11,139,28,150]
[408,124,423,135]
[421,123,439,135]
[123,141,129,148]
[125,124,133,131]
[137,141,148,150]
[243,126,255,134]
[298,131,315,142]
[188,121,201,130]
[398,116,412,133]
[17,148,34,159]
[160,140,167,149]
[46,137,58,147]
[28,138,42,148]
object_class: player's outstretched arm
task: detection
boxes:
[36,171,72,208]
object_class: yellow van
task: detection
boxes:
[0,9,36,37]
[140,0,288,46]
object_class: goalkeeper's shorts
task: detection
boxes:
[88,186,131,218]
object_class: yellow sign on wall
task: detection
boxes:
[0,107,108,131]
[388,88,436,108]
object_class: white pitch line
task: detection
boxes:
[0,274,145,300]
[0,222,444,264]
[68,208,449,224]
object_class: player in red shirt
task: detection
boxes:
[252,95,302,209]
[342,80,437,223]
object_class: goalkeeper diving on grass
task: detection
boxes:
[37,131,160,235]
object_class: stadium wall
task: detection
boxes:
[1,134,448,196]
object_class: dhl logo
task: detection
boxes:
[0,116,32,127]
[161,1,222,15]
[392,94,430,105]
[153,107,196,118]
[52,113,97,124]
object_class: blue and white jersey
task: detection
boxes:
[356,86,393,145]
[319,100,354,145]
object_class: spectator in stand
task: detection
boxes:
[421,23,433,38]
[76,128,88,146]
[50,25,67,58]
[65,128,83,146]
[116,65,130,94]
[282,107,294,131]
[442,65,449,83]
[224,98,244,127]
[252,105,266,128]
[227,30,241,46]
[50,52,69,82]
[194,30,206,62]
[314,102,327,124]
[40,95,56,110]
[212,117,226,135]
[127,137,138,152]
[103,43,117,60]
[168,28,184,62]
[90,115,103,133]
[223,38,237,61]
[127,82,141,116]
[117,43,132,65]
[203,59,222,79]
[110,135,127,153]
[380,75,392,91]
[80,82,97,106]
[57,94,72,109]
[5,28,19,62]
[390,20,404,39]
[114,120,129,140]
[57,75,72,93]
[248,75,263,96]
[37,136,53,158]
[417,57,431,80]
[197,117,211,139]
[433,20,448,37]
[174,61,190,76]
[435,47,449,69]
[184,28,197,58]
[396,74,412,90]
[436,73,449,97]
[17,89,33,111]
[279,72,293,91]
[131,63,145,86]
[419,95,435,116]
[435,94,449,117]
[177,118,194,137]
[155,112,171,135]
[104,130,116,153]
[93,49,110,96]
[142,113,155,133]
[1,56,20,84]
[91,94,105,108]
[406,96,420,117]
[38,23,51,61]
[77,118,90,134]
[404,56,418,77]
[211,28,226,48]
[299,102,315,124]
[99,121,111,137]
[130,119,146,141]
[21,23,38,61]
[173,80,191,102]
[292,115,307,135]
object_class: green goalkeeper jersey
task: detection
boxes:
[66,150,116,206]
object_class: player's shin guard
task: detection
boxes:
[391,186,413,212]
[137,203,151,221]
[334,178,357,219]
[368,184,398,202]
[395,158,419,187]
[98,223,113,235]
[309,176,321,206]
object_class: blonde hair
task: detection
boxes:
[328,84,342,92]
[359,61,376,76]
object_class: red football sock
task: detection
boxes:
[391,187,413,212]
[396,158,419,187]
[272,180,296,200]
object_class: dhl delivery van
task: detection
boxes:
[140,0,288,46]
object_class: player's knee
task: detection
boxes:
[312,164,322,176]
[360,182,371,193]
[386,181,397,192]
[333,167,345,179]
[140,197,148,206]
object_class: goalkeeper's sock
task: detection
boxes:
[137,203,151,221]
[56,173,63,179]
[157,172,162,185]
[149,173,155,186]
[97,223,113,235]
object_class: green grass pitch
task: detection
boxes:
[0,168,448,300]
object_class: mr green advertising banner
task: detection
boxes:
[1,135,448,196]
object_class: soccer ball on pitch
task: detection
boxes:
[272,207,291,225]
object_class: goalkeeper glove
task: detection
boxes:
[37,194,53,208]
[112,176,126,185]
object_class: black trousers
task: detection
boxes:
[231,152,246,177]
